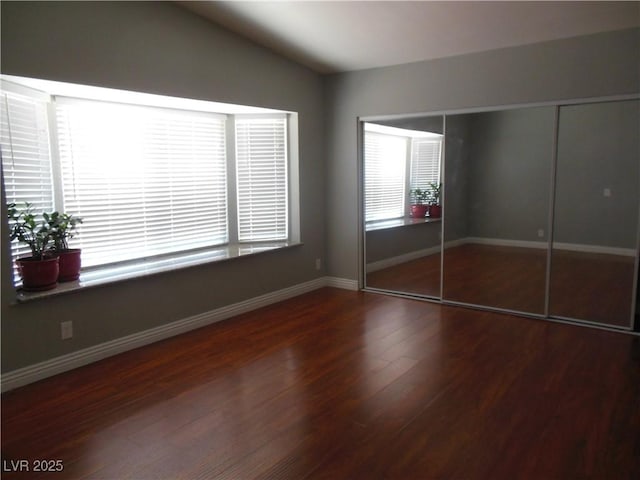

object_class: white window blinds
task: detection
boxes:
[410,138,442,191]
[1,90,54,267]
[364,131,407,222]
[235,116,288,242]
[55,98,228,267]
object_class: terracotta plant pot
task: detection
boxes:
[58,249,82,282]
[16,255,59,292]
[410,204,429,218]
[428,204,442,218]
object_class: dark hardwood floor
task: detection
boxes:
[2,288,639,479]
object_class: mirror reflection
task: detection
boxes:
[364,116,443,298]
[550,100,639,327]
[362,101,639,330]
[442,107,556,314]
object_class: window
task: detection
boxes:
[364,123,442,223]
[1,76,298,284]
[1,89,55,266]
[55,98,229,267]
[236,116,288,241]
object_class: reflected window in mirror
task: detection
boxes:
[364,123,442,229]
[363,118,444,300]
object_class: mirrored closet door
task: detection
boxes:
[363,115,444,299]
[550,100,640,328]
[360,99,639,331]
[442,106,556,315]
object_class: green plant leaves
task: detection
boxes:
[6,202,83,258]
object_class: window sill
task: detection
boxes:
[14,242,302,303]
[366,216,441,232]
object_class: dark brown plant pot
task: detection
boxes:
[58,249,82,282]
[410,204,429,218]
[428,204,442,218]
[17,256,59,292]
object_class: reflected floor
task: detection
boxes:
[443,244,547,315]
[366,253,441,298]
[550,249,635,327]
[367,243,635,326]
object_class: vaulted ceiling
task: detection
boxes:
[180,1,640,74]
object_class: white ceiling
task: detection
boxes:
[180,1,640,74]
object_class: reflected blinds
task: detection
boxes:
[410,138,442,191]
[364,132,407,222]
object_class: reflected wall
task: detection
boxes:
[550,100,640,327]
[361,99,639,330]
[443,107,555,315]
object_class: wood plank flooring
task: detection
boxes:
[2,288,639,479]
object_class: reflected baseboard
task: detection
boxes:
[465,237,547,250]
[468,237,635,257]
[366,236,636,274]
[552,241,636,257]
[367,245,441,273]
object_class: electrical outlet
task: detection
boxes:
[61,321,73,340]
[603,188,612,197]
[537,229,544,238]
[315,258,322,270]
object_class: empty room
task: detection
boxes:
[1,1,639,479]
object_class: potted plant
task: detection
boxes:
[45,211,83,282]
[427,182,442,218]
[7,202,59,291]
[409,188,430,218]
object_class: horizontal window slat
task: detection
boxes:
[3,86,292,274]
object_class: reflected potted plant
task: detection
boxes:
[427,182,442,218]
[45,211,83,282]
[409,188,430,218]
[7,202,59,291]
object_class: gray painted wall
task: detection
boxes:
[465,107,555,242]
[443,115,472,244]
[326,28,640,280]
[554,100,639,249]
[0,1,325,372]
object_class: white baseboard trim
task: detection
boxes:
[1,276,357,392]
[325,276,359,290]
[367,245,440,272]
[443,238,468,250]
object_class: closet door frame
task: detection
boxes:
[358,93,640,333]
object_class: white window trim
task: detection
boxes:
[1,76,301,301]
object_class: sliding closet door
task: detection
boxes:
[442,107,555,315]
[550,100,640,327]
[363,116,444,299]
